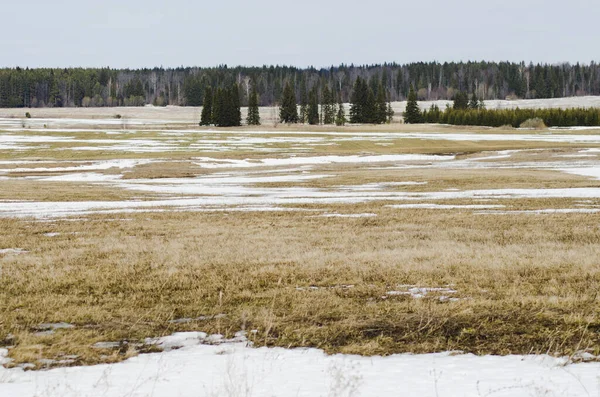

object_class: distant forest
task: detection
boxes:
[1,62,600,108]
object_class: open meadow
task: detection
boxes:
[2,105,600,396]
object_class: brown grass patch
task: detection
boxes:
[121,161,207,179]
[1,207,600,368]
[0,180,140,202]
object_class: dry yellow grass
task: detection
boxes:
[120,161,208,179]
[1,206,600,369]
[0,180,143,202]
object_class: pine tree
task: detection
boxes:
[279,81,298,123]
[307,86,320,125]
[246,84,261,125]
[199,86,213,126]
[403,85,423,124]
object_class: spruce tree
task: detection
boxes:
[375,83,387,124]
[363,87,376,123]
[349,77,378,124]
[211,85,242,127]
[307,86,320,125]
[246,85,261,125]
[349,77,364,123]
[230,83,242,126]
[279,81,299,123]
[322,85,336,124]
[468,91,479,109]
[299,79,308,123]
[335,98,346,126]
[403,85,423,124]
[212,88,224,126]
[386,94,395,123]
[199,86,213,126]
[453,91,469,110]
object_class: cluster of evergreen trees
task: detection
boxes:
[199,84,242,127]
[419,106,600,127]
[403,84,600,127]
[2,61,600,108]
[199,83,261,127]
[348,77,393,123]
[279,81,348,126]
[279,76,393,126]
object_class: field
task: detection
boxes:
[2,105,600,396]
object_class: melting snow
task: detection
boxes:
[0,248,28,254]
[4,186,600,218]
[479,208,600,215]
[560,166,600,180]
[385,286,459,301]
[1,337,599,397]
[388,204,505,210]
[0,159,152,174]
[193,154,455,168]
[319,213,377,218]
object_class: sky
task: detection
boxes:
[1,0,598,69]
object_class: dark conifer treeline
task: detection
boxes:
[2,61,600,108]
[419,106,600,127]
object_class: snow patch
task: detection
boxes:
[338,181,427,191]
[388,204,505,210]
[5,186,600,219]
[319,213,377,218]
[560,166,600,180]
[479,208,600,215]
[0,248,28,255]
[385,286,459,301]
[35,322,74,331]
[194,154,455,168]
[0,349,10,365]
[145,331,248,352]
[2,339,600,397]
[0,159,152,174]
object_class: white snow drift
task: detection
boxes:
[1,334,599,397]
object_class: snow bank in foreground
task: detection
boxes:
[0,336,598,397]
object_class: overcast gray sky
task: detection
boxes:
[2,0,598,68]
